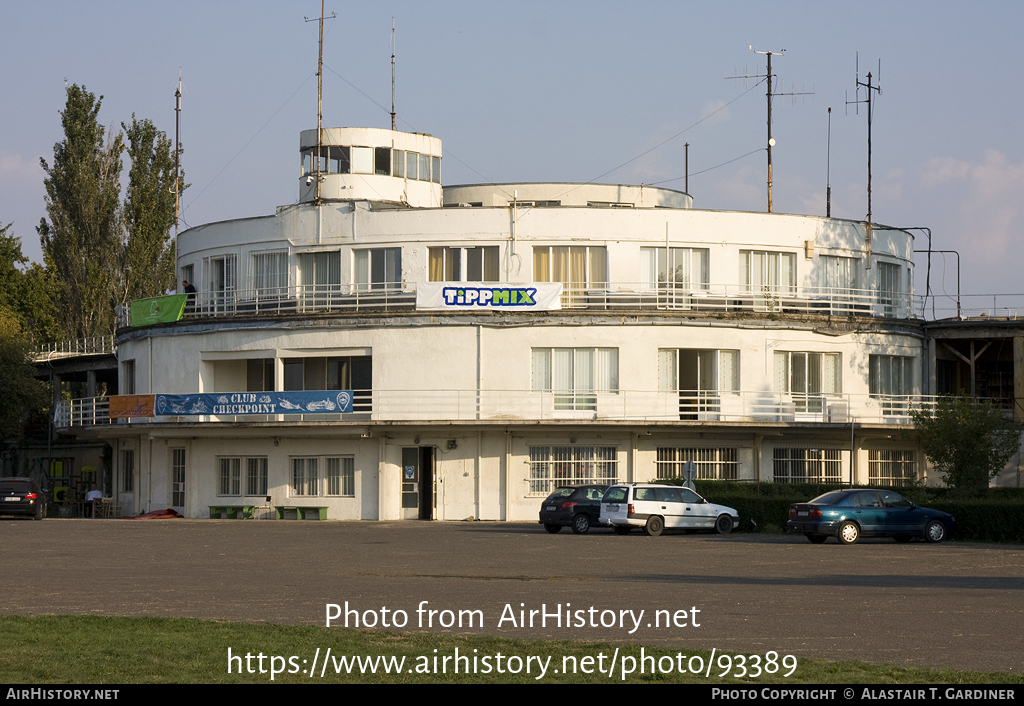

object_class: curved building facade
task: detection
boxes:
[63,126,930,520]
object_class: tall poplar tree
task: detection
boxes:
[118,116,183,303]
[38,84,123,340]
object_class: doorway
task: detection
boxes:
[401,446,434,520]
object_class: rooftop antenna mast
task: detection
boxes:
[305,1,334,203]
[846,53,881,268]
[727,47,813,213]
[391,18,396,130]
[826,107,832,218]
[174,69,182,235]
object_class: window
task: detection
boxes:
[180,264,194,289]
[819,255,857,294]
[282,355,372,411]
[355,248,402,291]
[292,458,318,496]
[870,355,914,415]
[428,246,500,282]
[121,360,135,396]
[532,348,618,411]
[740,250,796,308]
[247,359,275,392]
[121,449,134,493]
[868,450,917,487]
[533,246,607,306]
[326,457,355,497]
[299,251,341,291]
[303,146,350,175]
[659,349,738,419]
[656,448,738,480]
[774,351,841,413]
[219,458,241,496]
[351,147,373,174]
[640,247,709,290]
[292,456,354,497]
[203,255,237,311]
[375,147,391,176]
[878,262,903,317]
[250,251,288,298]
[528,446,618,496]
[171,448,186,507]
[773,448,841,483]
[247,458,269,496]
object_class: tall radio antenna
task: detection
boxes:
[174,69,182,235]
[391,18,396,130]
[846,52,881,267]
[727,47,813,213]
[304,1,334,203]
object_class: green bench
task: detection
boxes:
[274,506,328,520]
[209,505,256,519]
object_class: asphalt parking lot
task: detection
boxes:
[1,518,1021,674]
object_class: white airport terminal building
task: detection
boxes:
[57,124,992,520]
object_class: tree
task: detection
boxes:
[118,116,183,303]
[38,84,123,340]
[911,396,1022,492]
[0,223,58,343]
[0,309,47,439]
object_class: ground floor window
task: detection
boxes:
[217,457,268,496]
[773,448,841,483]
[528,446,618,496]
[291,456,355,497]
[656,447,738,480]
[868,450,917,487]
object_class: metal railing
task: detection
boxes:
[55,390,942,429]
[142,283,922,321]
[33,336,116,361]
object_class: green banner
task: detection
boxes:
[130,294,188,327]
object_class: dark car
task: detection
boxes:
[788,489,955,544]
[0,478,47,520]
[539,485,608,534]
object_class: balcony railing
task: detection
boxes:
[33,336,116,361]
[139,283,921,322]
[55,390,941,429]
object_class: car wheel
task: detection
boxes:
[924,520,946,543]
[715,514,734,535]
[33,504,44,521]
[644,516,664,537]
[806,534,828,544]
[544,523,561,534]
[571,514,591,535]
[894,535,912,544]
[837,521,860,544]
[613,525,632,535]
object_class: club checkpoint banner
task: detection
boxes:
[129,294,188,327]
[109,391,356,417]
[416,282,563,311]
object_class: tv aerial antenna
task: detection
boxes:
[846,52,881,267]
[727,46,813,213]
[305,1,336,203]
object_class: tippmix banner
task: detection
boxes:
[416,282,563,311]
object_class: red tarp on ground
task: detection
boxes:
[130,508,183,519]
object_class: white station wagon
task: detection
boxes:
[600,483,740,537]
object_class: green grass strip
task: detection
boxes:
[0,615,1018,684]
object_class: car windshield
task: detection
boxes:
[546,488,575,500]
[808,491,850,505]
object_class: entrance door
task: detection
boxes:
[401,447,435,520]
[171,448,186,516]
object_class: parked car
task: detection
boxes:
[539,484,609,534]
[600,483,740,537]
[0,477,47,520]
[787,489,956,544]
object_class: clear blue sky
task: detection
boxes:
[2,1,1020,314]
